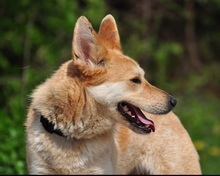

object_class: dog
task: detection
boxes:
[25,14,201,174]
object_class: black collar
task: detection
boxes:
[40,115,65,137]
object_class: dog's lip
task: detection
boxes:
[117,102,155,133]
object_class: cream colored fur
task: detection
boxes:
[25,14,202,174]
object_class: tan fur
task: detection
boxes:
[25,14,201,174]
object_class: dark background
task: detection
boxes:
[0,0,220,174]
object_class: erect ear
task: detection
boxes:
[72,16,107,70]
[98,14,121,51]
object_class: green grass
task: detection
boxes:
[0,94,219,174]
[0,109,27,174]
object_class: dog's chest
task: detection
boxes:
[31,121,116,174]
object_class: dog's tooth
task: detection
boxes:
[123,105,128,111]
[145,124,150,128]
[132,115,135,118]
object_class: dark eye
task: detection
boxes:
[130,77,141,84]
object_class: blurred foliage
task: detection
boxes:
[0,0,220,174]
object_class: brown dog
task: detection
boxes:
[25,14,201,174]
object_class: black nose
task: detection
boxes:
[169,96,177,108]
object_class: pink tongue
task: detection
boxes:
[137,113,154,125]
[131,106,155,132]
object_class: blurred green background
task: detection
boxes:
[0,0,220,174]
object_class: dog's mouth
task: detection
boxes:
[117,102,155,133]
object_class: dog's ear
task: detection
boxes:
[72,16,107,69]
[98,14,121,51]
[72,16,108,85]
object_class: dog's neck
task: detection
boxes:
[31,61,115,139]
[40,114,65,137]
[36,103,115,140]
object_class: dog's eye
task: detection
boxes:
[130,77,141,84]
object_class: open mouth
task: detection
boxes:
[117,102,155,134]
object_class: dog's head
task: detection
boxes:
[72,15,177,134]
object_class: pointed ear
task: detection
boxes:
[72,16,107,69]
[98,14,121,51]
